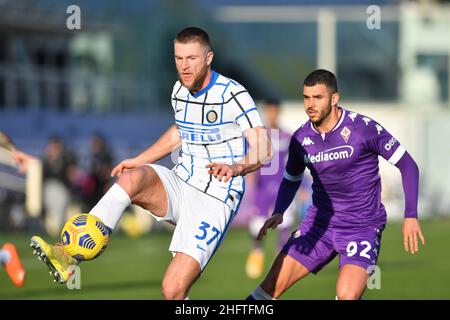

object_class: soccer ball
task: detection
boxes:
[61,214,110,261]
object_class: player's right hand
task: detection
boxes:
[257,213,284,240]
[111,158,144,177]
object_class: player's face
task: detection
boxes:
[303,84,337,125]
[174,41,213,92]
[264,105,280,129]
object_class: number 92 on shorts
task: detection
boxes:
[281,222,383,274]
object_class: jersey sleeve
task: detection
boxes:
[364,120,406,165]
[284,136,306,182]
[232,90,264,132]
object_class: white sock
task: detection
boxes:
[251,286,275,300]
[0,250,11,264]
[89,183,131,230]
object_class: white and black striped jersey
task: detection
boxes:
[171,70,264,212]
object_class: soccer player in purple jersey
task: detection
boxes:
[247,69,425,300]
[245,99,299,279]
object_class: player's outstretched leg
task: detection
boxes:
[1,243,26,287]
[30,165,167,284]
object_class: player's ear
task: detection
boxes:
[331,92,340,107]
[206,50,214,66]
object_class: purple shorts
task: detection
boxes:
[281,221,383,274]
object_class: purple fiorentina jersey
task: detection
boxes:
[285,108,406,228]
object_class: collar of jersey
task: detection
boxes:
[310,107,346,135]
[190,70,219,99]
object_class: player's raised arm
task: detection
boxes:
[257,136,305,240]
[111,124,181,177]
[206,126,272,182]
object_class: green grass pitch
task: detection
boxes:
[1,218,449,299]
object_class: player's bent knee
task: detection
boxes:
[116,166,153,199]
[336,289,361,300]
[162,281,186,300]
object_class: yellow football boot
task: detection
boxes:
[30,236,78,284]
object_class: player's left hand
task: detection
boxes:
[205,163,242,182]
[402,217,425,254]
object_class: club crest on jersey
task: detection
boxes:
[294,230,301,238]
[340,126,351,142]
[206,110,218,123]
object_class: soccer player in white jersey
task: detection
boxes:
[30,27,272,299]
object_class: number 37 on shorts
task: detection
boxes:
[195,221,221,251]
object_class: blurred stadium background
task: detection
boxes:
[1,0,450,299]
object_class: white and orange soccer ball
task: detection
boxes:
[61,214,110,261]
